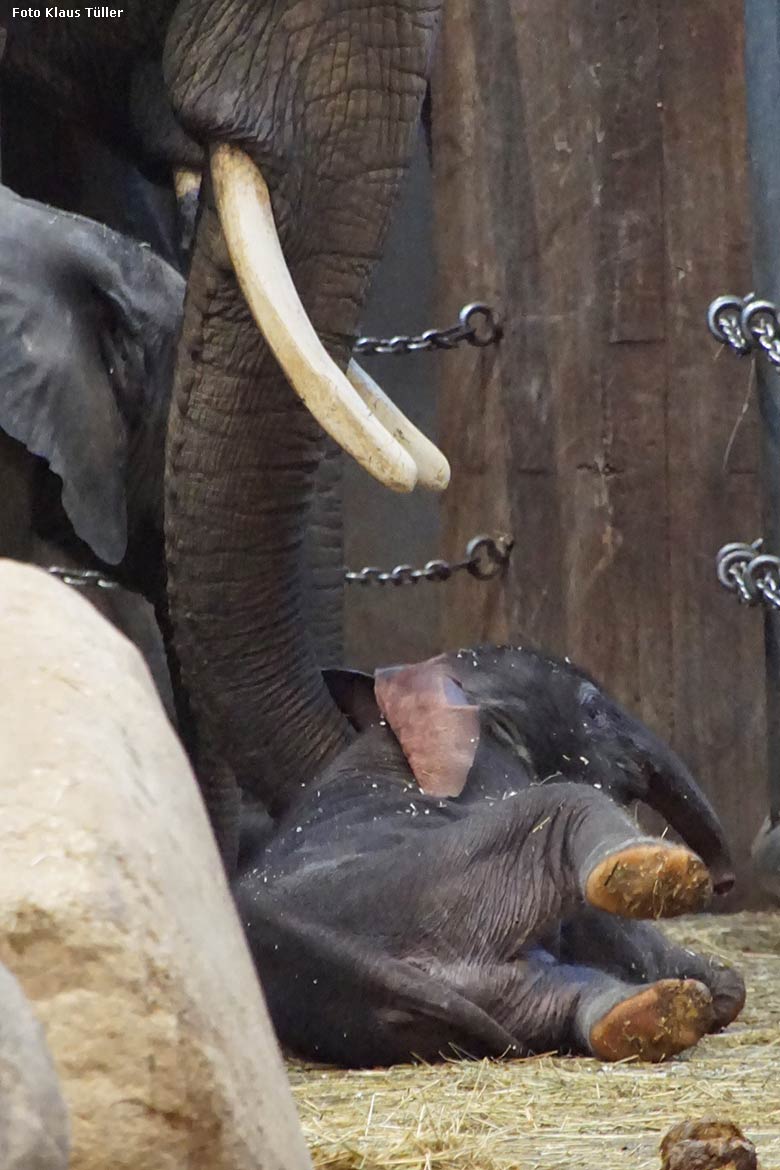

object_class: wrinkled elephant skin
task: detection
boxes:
[340,645,735,887]
[237,646,744,1067]
[162,1,445,864]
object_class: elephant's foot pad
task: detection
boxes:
[585,843,712,919]
[589,979,714,1063]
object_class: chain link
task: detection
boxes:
[709,300,780,607]
[715,540,780,610]
[46,305,504,598]
[355,302,502,357]
[46,567,120,590]
[46,533,515,594]
[707,293,780,367]
[345,533,514,586]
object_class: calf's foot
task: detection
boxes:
[551,909,746,1033]
[588,978,714,1062]
[584,842,712,919]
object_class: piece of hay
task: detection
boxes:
[288,913,780,1170]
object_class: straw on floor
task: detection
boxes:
[288,912,780,1170]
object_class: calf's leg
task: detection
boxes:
[237,888,522,1066]
[550,908,746,1031]
[376,782,716,960]
[442,945,714,1062]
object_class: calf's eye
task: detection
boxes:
[579,685,607,723]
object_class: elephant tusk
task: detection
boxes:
[210,142,422,494]
[173,168,202,202]
[346,361,450,492]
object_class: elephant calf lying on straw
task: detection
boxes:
[236,645,745,1067]
[0,192,744,1072]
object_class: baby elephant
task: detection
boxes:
[236,645,745,1067]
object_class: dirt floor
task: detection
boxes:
[287,913,780,1170]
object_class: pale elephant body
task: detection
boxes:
[237,646,745,1066]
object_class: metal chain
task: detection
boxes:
[355,302,502,357]
[708,293,780,367]
[716,540,780,610]
[46,306,504,597]
[345,533,514,586]
[46,567,120,590]
[710,300,780,608]
[46,534,515,594]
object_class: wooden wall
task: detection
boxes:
[432,1,767,902]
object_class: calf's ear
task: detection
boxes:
[374,655,480,797]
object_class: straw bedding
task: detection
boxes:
[288,913,780,1169]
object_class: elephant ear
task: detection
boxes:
[374,655,480,797]
[323,669,382,731]
[0,184,183,564]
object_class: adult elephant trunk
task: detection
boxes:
[305,439,346,667]
[162,2,444,863]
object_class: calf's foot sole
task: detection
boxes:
[585,843,712,919]
[589,978,714,1062]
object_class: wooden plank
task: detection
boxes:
[433,0,764,901]
[433,0,560,653]
[660,1,763,901]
